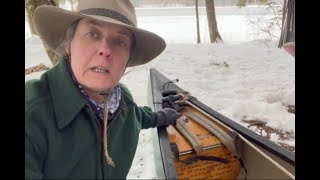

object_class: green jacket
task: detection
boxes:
[25,59,158,179]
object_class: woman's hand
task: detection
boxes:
[155,108,182,127]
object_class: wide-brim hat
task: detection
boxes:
[33,0,166,67]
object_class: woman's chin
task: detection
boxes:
[82,84,113,93]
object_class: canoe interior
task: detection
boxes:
[147,68,295,179]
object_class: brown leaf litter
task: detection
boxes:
[242,119,295,153]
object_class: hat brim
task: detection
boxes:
[33,5,166,67]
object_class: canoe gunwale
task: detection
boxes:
[188,98,295,166]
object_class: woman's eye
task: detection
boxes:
[87,31,98,39]
[114,39,128,47]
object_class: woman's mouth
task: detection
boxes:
[91,66,109,73]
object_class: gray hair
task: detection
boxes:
[55,18,82,59]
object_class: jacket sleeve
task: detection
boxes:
[119,83,158,129]
[135,105,158,129]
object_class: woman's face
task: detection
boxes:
[69,18,132,93]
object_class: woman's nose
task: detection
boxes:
[97,41,112,58]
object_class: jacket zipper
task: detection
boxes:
[106,95,127,133]
[94,106,123,179]
[87,96,126,179]
[106,108,122,131]
[86,105,104,179]
[100,107,123,179]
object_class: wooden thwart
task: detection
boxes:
[175,116,204,155]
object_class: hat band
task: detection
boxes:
[79,8,135,27]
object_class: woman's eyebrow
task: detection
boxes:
[117,30,132,39]
[85,19,132,39]
[86,19,104,27]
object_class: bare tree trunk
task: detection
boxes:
[52,0,59,6]
[278,0,287,47]
[281,0,287,29]
[195,0,201,43]
[26,10,36,35]
[25,0,60,65]
[68,0,75,11]
[278,0,294,48]
[205,0,222,43]
[286,0,295,42]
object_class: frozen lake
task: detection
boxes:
[25,6,280,43]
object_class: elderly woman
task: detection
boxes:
[25,0,181,179]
